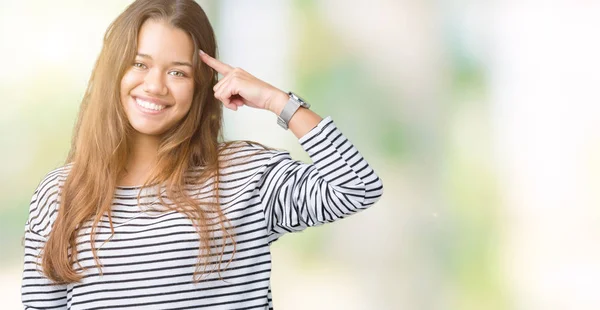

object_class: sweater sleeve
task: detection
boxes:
[21,171,68,309]
[257,116,384,242]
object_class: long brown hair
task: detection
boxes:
[42,0,248,284]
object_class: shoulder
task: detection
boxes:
[218,140,282,159]
[32,164,72,200]
[26,163,72,237]
[217,140,287,173]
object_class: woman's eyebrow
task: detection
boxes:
[136,53,192,68]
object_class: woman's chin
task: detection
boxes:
[130,122,166,137]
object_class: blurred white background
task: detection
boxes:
[1,0,599,309]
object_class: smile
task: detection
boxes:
[135,98,167,111]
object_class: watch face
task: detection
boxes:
[289,92,310,108]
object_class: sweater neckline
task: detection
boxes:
[114,184,162,196]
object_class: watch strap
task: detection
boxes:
[277,92,308,130]
[277,99,300,130]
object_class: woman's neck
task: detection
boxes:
[119,133,160,186]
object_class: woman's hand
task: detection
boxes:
[199,49,323,137]
[199,50,288,114]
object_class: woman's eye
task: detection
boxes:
[133,62,146,69]
[169,71,186,77]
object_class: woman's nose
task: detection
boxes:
[143,69,168,96]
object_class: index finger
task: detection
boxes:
[199,50,232,75]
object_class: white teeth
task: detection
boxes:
[135,98,166,111]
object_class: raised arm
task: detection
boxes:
[257,117,384,242]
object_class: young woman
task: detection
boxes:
[21,0,383,309]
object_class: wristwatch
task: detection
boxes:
[277,91,311,130]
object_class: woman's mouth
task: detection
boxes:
[133,97,170,115]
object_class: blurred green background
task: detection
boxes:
[2,1,599,309]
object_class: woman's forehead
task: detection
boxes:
[136,19,194,64]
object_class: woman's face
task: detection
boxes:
[120,19,195,138]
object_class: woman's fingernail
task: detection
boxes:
[199,49,206,55]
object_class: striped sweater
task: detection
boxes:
[21,116,384,309]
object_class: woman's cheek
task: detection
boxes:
[121,70,138,89]
[172,80,195,106]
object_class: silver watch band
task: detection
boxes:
[277,98,300,130]
[277,92,310,130]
